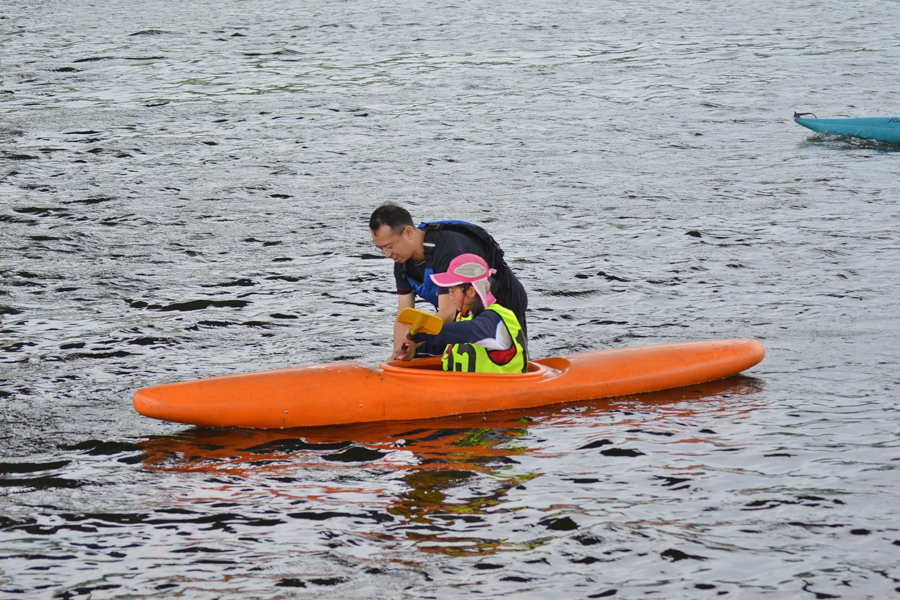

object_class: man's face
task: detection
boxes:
[372,225,412,263]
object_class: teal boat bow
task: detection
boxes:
[794,114,900,143]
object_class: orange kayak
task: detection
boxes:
[133,339,764,429]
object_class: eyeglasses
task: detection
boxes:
[447,285,471,296]
[377,238,400,257]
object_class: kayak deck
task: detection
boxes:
[133,339,765,429]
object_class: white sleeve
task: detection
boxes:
[473,319,513,351]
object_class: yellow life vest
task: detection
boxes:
[441,304,528,373]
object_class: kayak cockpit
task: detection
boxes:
[380,356,562,379]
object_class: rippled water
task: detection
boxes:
[2,0,900,598]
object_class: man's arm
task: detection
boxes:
[436,293,458,324]
[391,293,416,359]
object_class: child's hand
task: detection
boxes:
[397,340,423,362]
[389,335,409,360]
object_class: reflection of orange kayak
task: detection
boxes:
[138,375,763,477]
[133,339,764,429]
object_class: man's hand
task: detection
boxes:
[390,323,410,360]
[392,294,416,358]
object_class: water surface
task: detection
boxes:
[2,0,899,598]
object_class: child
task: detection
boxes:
[400,253,528,373]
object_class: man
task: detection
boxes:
[369,203,528,359]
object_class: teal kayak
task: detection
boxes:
[794,113,900,143]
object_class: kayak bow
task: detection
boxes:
[133,339,765,429]
[794,114,900,143]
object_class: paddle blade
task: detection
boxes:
[397,308,443,335]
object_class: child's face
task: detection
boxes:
[448,285,475,313]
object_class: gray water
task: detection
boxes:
[2,0,899,597]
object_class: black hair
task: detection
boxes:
[456,283,487,317]
[471,290,485,317]
[369,203,414,235]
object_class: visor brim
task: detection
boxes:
[430,274,467,287]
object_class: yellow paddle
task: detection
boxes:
[397,308,443,335]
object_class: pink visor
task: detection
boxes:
[430,253,497,307]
